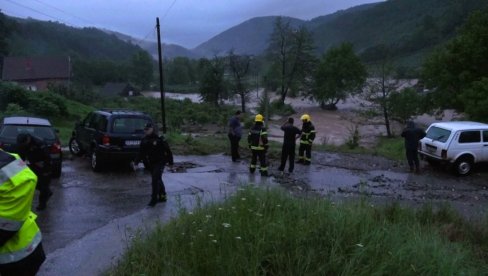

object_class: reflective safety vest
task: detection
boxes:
[0,150,41,264]
[248,125,268,151]
[300,122,316,145]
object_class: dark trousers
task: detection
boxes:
[406,149,420,170]
[250,150,267,175]
[279,144,295,172]
[150,162,166,201]
[37,175,52,206]
[298,143,312,164]
[0,242,45,276]
[228,134,241,161]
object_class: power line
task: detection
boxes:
[3,0,67,23]
[31,0,96,26]
[161,0,178,21]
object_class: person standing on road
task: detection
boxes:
[248,114,269,176]
[134,123,174,207]
[278,117,301,174]
[0,149,46,275]
[16,133,53,211]
[401,121,426,173]
[228,110,243,162]
[297,114,316,165]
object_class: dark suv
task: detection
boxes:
[0,116,63,178]
[69,109,153,171]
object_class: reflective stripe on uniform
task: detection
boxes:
[0,159,27,186]
[0,217,24,232]
[251,146,265,150]
[0,231,41,264]
[260,167,268,171]
[250,164,256,169]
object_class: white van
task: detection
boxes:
[418,121,488,175]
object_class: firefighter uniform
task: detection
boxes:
[248,114,269,176]
[0,150,45,275]
[297,114,316,165]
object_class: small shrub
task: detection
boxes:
[346,124,361,149]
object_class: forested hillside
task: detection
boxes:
[193,0,488,68]
[193,16,305,57]
[312,0,488,65]
[7,17,143,61]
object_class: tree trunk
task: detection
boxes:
[240,92,246,113]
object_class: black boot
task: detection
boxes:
[158,194,167,202]
[147,198,157,207]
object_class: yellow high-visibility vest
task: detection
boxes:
[0,150,42,264]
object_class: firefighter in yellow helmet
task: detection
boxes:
[247,114,269,176]
[0,149,45,275]
[297,114,316,165]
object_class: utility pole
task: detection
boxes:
[156,17,166,133]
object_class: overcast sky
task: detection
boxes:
[2,0,383,48]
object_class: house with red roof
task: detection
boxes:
[1,56,71,91]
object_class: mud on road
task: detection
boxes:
[270,151,488,218]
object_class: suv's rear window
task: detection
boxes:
[426,126,451,143]
[112,117,150,134]
[0,125,56,140]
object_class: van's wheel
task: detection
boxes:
[69,137,84,156]
[454,157,473,176]
[91,150,104,172]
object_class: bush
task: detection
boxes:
[257,98,295,119]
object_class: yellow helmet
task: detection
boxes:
[255,114,264,122]
[301,114,311,122]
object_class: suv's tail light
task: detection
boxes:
[441,149,447,159]
[102,135,110,145]
[50,142,61,154]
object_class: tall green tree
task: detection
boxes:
[423,10,488,115]
[0,11,12,76]
[228,50,251,113]
[313,43,366,110]
[199,57,227,106]
[266,17,316,104]
[388,88,426,123]
[166,57,196,86]
[130,50,154,90]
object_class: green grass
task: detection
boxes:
[108,187,488,275]
[166,132,229,155]
[373,136,405,161]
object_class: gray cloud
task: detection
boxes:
[2,0,382,48]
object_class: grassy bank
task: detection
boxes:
[109,187,488,275]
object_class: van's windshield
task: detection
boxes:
[426,126,451,143]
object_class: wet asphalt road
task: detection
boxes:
[36,152,488,275]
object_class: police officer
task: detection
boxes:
[278,117,301,174]
[248,114,269,176]
[134,123,174,207]
[0,149,46,275]
[16,133,53,211]
[297,114,316,165]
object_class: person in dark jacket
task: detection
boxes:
[297,114,316,165]
[278,117,301,174]
[401,121,426,173]
[248,114,269,176]
[16,133,53,211]
[228,110,242,162]
[134,123,174,207]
